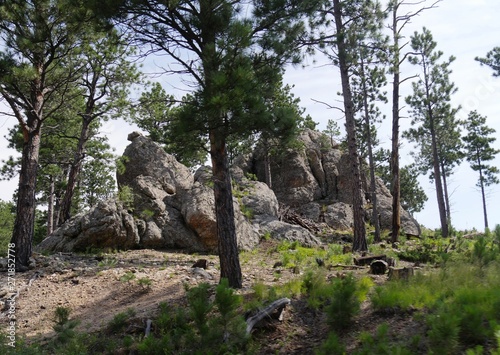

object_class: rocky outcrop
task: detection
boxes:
[235,129,421,236]
[38,129,420,254]
[38,133,319,254]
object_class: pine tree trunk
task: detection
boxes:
[333,0,367,252]
[430,119,448,238]
[360,57,381,243]
[440,160,452,227]
[210,130,243,289]
[263,138,272,188]
[11,126,41,271]
[478,164,489,229]
[390,5,401,243]
[59,115,92,225]
[47,175,55,236]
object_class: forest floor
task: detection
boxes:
[0,240,425,354]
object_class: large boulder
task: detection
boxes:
[372,181,421,237]
[324,202,354,231]
[252,215,321,247]
[36,199,139,252]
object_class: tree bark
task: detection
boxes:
[333,0,367,252]
[262,138,272,189]
[440,159,452,227]
[11,125,41,271]
[477,161,489,229]
[59,115,92,225]
[390,3,401,243]
[210,131,243,289]
[360,56,381,243]
[47,175,55,236]
[430,118,448,238]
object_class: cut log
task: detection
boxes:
[353,254,388,266]
[329,264,366,270]
[370,260,388,275]
[246,298,291,335]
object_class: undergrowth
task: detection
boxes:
[3,228,500,354]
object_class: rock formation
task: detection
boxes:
[234,129,420,236]
[37,133,320,253]
[38,129,420,254]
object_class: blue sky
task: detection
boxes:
[1,0,499,231]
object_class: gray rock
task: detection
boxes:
[181,180,260,252]
[247,129,420,237]
[324,202,354,230]
[39,130,421,255]
[37,199,139,252]
[297,202,322,221]
[253,215,321,247]
[240,180,279,217]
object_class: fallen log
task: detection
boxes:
[353,254,388,266]
[246,298,291,335]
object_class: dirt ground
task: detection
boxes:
[0,242,423,354]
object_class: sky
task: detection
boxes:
[1,0,499,232]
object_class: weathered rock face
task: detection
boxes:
[38,133,320,254]
[38,129,420,254]
[37,199,139,252]
[235,129,421,236]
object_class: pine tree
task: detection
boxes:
[350,13,388,243]
[386,0,441,242]
[0,0,93,270]
[461,111,499,230]
[476,47,500,76]
[404,27,460,238]
[93,0,320,288]
[58,30,141,225]
[312,0,387,251]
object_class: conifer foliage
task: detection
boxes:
[92,0,321,288]
[461,111,500,230]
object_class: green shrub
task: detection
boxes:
[302,268,330,309]
[108,308,136,333]
[326,274,362,332]
[471,235,498,266]
[137,276,153,291]
[117,185,134,210]
[315,332,346,355]
[98,257,118,268]
[119,271,136,282]
[139,279,251,354]
[52,306,80,347]
[427,303,460,354]
[353,323,414,355]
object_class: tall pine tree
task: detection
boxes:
[0,0,94,270]
[92,0,320,288]
[404,27,460,238]
[461,111,499,230]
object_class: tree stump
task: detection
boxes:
[388,267,414,281]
